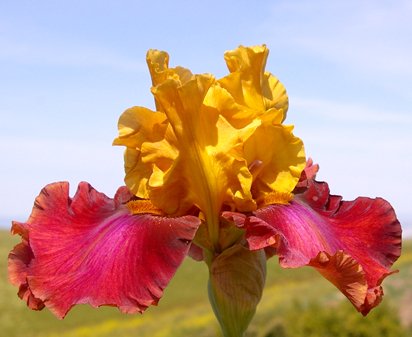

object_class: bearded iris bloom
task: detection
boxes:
[8,45,401,337]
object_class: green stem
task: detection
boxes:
[208,279,245,337]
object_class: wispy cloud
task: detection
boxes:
[289,96,411,158]
[292,97,412,124]
[285,96,411,222]
[0,20,145,72]
[259,0,412,76]
[0,136,124,219]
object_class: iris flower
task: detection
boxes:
[8,45,401,337]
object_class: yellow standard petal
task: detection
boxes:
[113,106,168,198]
[216,45,289,127]
[114,50,191,198]
[148,74,258,245]
[146,49,193,110]
[244,116,306,205]
[114,47,306,246]
[147,49,193,86]
[207,45,305,202]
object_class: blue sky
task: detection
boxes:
[1,0,411,235]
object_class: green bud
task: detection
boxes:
[208,244,266,337]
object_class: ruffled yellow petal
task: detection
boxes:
[222,45,269,109]
[262,71,289,118]
[146,49,169,85]
[217,45,289,127]
[113,106,167,148]
[114,46,306,232]
[148,74,258,219]
[244,120,306,202]
[113,107,169,198]
[146,49,193,86]
[122,148,152,198]
[146,49,193,110]
[205,84,259,129]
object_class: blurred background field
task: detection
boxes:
[1,230,411,337]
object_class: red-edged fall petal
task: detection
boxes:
[8,182,200,318]
[250,180,401,315]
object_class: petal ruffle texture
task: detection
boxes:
[150,74,258,216]
[114,46,306,218]
[205,46,306,196]
[252,180,401,315]
[145,49,193,110]
[218,45,289,126]
[8,182,200,318]
[244,121,305,202]
[113,107,168,198]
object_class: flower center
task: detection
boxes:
[258,191,294,207]
[126,200,164,216]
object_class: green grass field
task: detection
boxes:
[1,230,411,337]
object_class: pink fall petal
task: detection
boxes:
[251,180,401,315]
[8,222,45,311]
[8,182,200,318]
